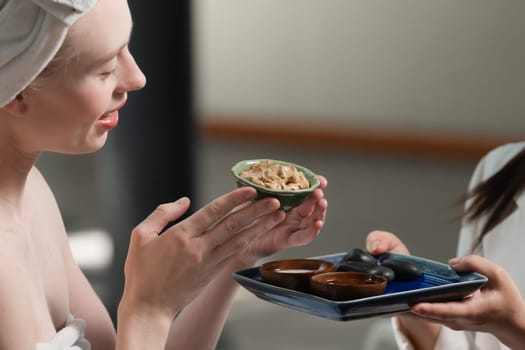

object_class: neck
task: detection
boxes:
[0,134,39,219]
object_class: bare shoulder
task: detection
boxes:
[28,166,59,201]
[27,166,67,234]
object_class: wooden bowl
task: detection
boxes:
[259,259,335,292]
[309,272,387,301]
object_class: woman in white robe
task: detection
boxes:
[366,142,525,349]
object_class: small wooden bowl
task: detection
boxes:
[309,272,387,301]
[259,259,335,292]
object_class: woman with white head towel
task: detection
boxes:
[0,0,329,349]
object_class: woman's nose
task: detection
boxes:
[118,49,147,93]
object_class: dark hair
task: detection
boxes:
[463,147,525,251]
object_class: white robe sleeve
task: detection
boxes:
[391,317,415,350]
[391,317,475,350]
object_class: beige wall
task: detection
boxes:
[193,0,525,136]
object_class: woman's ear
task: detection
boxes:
[2,93,28,116]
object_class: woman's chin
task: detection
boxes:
[53,136,109,155]
[83,139,108,154]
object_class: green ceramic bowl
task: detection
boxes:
[231,159,320,211]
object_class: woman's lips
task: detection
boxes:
[97,99,126,129]
[97,110,119,129]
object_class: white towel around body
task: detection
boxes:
[36,314,90,350]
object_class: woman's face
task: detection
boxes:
[18,0,146,154]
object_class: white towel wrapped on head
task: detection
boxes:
[0,0,97,107]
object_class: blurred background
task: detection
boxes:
[36,0,524,349]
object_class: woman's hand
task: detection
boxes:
[365,230,411,256]
[365,230,441,350]
[365,231,525,349]
[235,175,328,266]
[120,187,286,320]
[409,255,525,349]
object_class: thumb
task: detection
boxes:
[449,254,506,288]
[366,230,410,255]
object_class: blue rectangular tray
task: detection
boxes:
[232,252,487,321]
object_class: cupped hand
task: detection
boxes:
[236,175,329,266]
[409,254,525,348]
[121,187,286,319]
[365,230,411,256]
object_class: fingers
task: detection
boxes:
[410,299,473,323]
[316,175,328,190]
[449,255,508,289]
[366,230,410,255]
[211,208,286,262]
[283,198,328,247]
[294,175,327,218]
[286,219,323,247]
[130,197,191,247]
[178,187,259,238]
[203,197,283,249]
[449,254,496,275]
[314,196,328,218]
[307,197,328,229]
[295,188,325,218]
[411,257,519,328]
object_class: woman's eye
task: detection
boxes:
[98,56,120,79]
[100,69,116,79]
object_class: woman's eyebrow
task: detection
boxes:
[96,42,128,65]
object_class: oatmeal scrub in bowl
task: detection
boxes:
[239,160,310,190]
[231,159,320,211]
